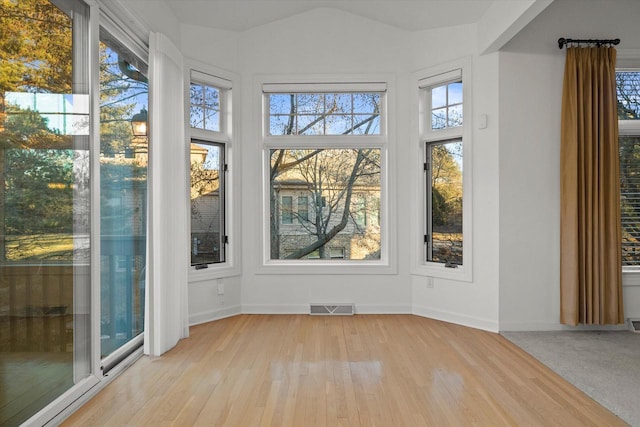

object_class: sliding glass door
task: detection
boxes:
[0,1,91,425]
[0,1,150,424]
[99,33,148,362]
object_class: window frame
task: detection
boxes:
[425,137,463,266]
[189,138,226,266]
[97,25,150,366]
[257,76,396,275]
[412,58,473,282]
[185,63,239,280]
[617,63,640,279]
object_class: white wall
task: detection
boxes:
[165,7,504,327]
[238,8,413,314]
[122,0,181,47]
[410,25,501,331]
[129,0,640,332]
[180,26,244,323]
[499,0,640,330]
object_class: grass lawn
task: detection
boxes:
[5,234,74,261]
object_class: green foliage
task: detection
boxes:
[0,0,73,95]
[3,104,69,149]
[0,0,149,262]
[431,188,448,226]
[4,148,74,235]
[430,143,462,229]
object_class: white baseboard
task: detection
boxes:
[412,305,499,332]
[353,304,411,314]
[189,304,242,326]
[241,304,308,314]
[240,303,412,315]
[499,320,630,332]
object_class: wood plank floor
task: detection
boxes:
[63,315,627,426]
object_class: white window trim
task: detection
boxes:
[411,57,473,282]
[185,60,240,281]
[255,74,397,275]
[617,54,640,285]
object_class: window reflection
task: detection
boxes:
[99,38,148,359]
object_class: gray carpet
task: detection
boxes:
[502,330,640,427]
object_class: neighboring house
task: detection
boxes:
[273,178,380,260]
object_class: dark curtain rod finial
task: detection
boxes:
[558,37,620,49]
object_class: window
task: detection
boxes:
[431,81,463,130]
[189,72,231,267]
[330,247,346,259]
[417,63,471,280]
[190,82,220,131]
[354,195,367,227]
[99,31,149,359]
[425,139,463,265]
[298,195,309,222]
[190,140,225,265]
[281,195,293,224]
[268,92,381,136]
[264,83,386,263]
[617,70,640,270]
[278,194,310,224]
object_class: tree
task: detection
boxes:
[99,42,148,156]
[427,140,463,265]
[189,143,224,264]
[430,143,462,228]
[0,0,73,118]
[617,72,640,120]
[0,0,149,261]
[0,0,75,261]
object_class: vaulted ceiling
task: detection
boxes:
[163,0,498,32]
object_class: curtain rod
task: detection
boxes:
[558,38,620,49]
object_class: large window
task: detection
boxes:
[618,70,640,270]
[264,84,386,263]
[418,64,471,280]
[189,74,230,267]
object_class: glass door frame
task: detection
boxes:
[20,0,100,422]
[22,0,149,424]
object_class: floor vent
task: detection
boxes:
[629,318,640,333]
[310,304,355,316]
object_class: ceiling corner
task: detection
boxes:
[477,0,554,55]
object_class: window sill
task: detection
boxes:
[412,262,472,283]
[256,259,397,275]
[188,263,240,283]
[622,271,640,287]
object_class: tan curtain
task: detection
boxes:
[560,46,624,325]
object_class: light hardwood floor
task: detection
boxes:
[63,315,627,426]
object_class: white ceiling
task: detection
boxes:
[163,0,497,32]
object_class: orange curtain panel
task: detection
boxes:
[560,46,624,325]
